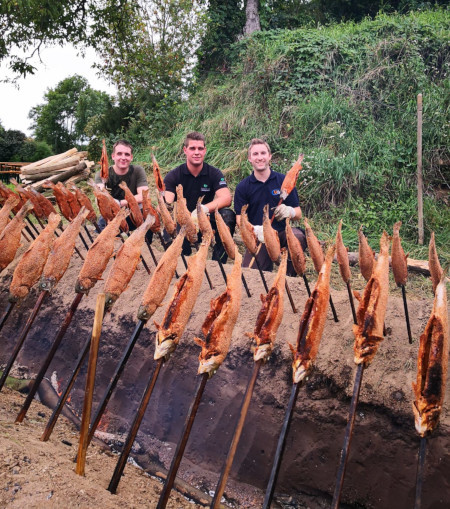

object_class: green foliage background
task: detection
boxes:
[132,9,449,260]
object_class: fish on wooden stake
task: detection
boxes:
[0,195,20,234]
[428,232,443,294]
[137,227,186,321]
[8,212,61,302]
[0,201,34,271]
[353,231,391,366]
[42,181,73,221]
[195,248,242,376]
[119,181,144,227]
[412,271,448,436]
[88,179,129,232]
[100,139,109,181]
[156,191,176,236]
[40,208,90,292]
[280,154,304,201]
[285,218,306,276]
[304,217,324,273]
[29,187,57,219]
[263,203,281,262]
[75,208,129,294]
[152,154,165,193]
[57,182,80,219]
[0,182,25,214]
[103,215,155,311]
[196,196,214,238]
[289,244,334,382]
[141,189,161,233]
[247,249,287,362]
[336,220,351,284]
[358,225,375,281]
[10,178,45,219]
[154,232,211,360]
[175,184,197,244]
[240,204,258,255]
[67,184,97,223]
[391,221,408,286]
[215,208,236,260]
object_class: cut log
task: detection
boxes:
[30,162,88,191]
[21,154,87,176]
[21,148,78,172]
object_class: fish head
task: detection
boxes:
[253,343,273,362]
[413,400,441,437]
[292,358,310,384]
[137,304,153,322]
[75,279,91,295]
[39,278,57,292]
[154,331,178,360]
[104,293,118,313]
[197,353,225,378]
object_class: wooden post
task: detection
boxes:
[417,93,424,245]
[75,293,105,476]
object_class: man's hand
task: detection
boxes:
[253,224,264,243]
[190,203,209,220]
[273,204,296,221]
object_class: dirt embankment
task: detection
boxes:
[0,238,449,508]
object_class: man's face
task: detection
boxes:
[111,144,133,172]
[183,139,206,167]
[248,143,272,172]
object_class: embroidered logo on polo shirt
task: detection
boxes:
[219,178,227,186]
[201,184,210,192]
[272,189,281,196]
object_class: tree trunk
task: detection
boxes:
[243,0,261,36]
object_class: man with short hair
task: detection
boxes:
[94,140,151,237]
[163,131,235,261]
[234,138,306,275]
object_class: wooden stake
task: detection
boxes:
[211,360,262,508]
[417,93,423,245]
[401,285,413,344]
[76,293,105,476]
[346,281,358,325]
[414,436,427,509]
[0,301,15,333]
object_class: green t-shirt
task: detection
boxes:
[94,165,147,201]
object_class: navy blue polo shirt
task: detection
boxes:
[164,162,228,212]
[234,169,300,232]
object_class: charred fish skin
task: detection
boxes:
[40,208,89,292]
[103,215,155,312]
[137,227,186,321]
[263,203,281,262]
[248,249,287,362]
[8,212,61,302]
[412,274,448,436]
[75,208,129,294]
[195,248,242,377]
[290,244,335,383]
[353,231,390,366]
[336,220,351,284]
[391,221,408,287]
[153,233,211,360]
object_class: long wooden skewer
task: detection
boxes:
[108,358,164,494]
[157,373,209,509]
[263,382,301,509]
[0,290,48,392]
[0,302,16,333]
[331,363,365,508]
[329,295,339,322]
[414,436,427,509]
[15,292,84,423]
[76,293,105,476]
[210,360,262,508]
[346,281,358,325]
[401,285,413,344]
[217,259,251,298]
[302,274,311,297]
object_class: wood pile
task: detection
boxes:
[19,148,95,191]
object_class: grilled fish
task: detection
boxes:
[152,154,165,193]
[57,182,81,219]
[285,218,306,276]
[67,184,97,223]
[428,232,443,294]
[263,204,280,262]
[88,179,128,232]
[157,191,176,236]
[8,212,61,301]
[280,153,304,201]
[40,207,90,292]
[353,231,390,366]
[358,226,375,281]
[42,181,73,221]
[215,208,236,260]
[194,248,242,376]
[175,185,198,244]
[0,201,34,271]
[10,178,45,219]
[289,244,335,382]
[391,221,408,287]
[119,181,144,227]
[0,195,20,234]
[240,204,258,255]
[103,215,155,311]
[154,232,211,360]
[247,249,287,362]
[412,272,448,436]
[137,227,186,321]
[75,208,129,294]
[304,217,324,274]
[336,220,351,284]
[29,188,57,219]
[197,196,214,238]
[100,139,109,181]
[0,183,24,214]
[141,189,161,233]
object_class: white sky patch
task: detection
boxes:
[0,45,117,136]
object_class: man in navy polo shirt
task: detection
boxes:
[164,131,235,261]
[234,138,306,275]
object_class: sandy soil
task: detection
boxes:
[0,233,449,508]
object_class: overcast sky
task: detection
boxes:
[0,45,116,136]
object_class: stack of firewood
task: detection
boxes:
[20,148,95,191]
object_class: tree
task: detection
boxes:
[0,126,26,161]
[244,0,261,35]
[29,75,110,153]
